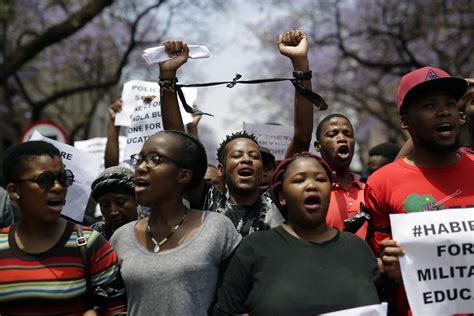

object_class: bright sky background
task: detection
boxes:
[136,1,362,168]
[171,2,296,163]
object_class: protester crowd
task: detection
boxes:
[0,29,473,315]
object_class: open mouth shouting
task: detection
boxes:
[303,194,321,212]
[237,167,255,180]
[46,198,66,213]
[336,145,351,160]
[135,178,150,193]
[434,123,455,139]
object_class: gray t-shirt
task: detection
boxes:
[110,211,242,316]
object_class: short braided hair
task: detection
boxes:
[216,131,259,164]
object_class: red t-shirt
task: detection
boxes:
[365,153,474,316]
[326,173,367,239]
[459,146,474,155]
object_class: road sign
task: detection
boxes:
[20,120,69,144]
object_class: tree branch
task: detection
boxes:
[334,4,415,72]
[27,1,166,120]
[0,0,114,84]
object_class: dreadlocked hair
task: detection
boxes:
[271,152,332,220]
[163,130,208,191]
[216,131,259,164]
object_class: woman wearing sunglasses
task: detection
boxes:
[214,152,381,315]
[0,141,127,315]
[110,130,241,315]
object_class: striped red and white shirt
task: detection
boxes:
[0,221,127,315]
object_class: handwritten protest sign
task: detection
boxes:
[123,97,163,163]
[116,80,159,126]
[320,303,387,316]
[243,122,319,161]
[243,122,293,161]
[390,208,474,315]
[115,79,196,127]
[74,136,127,171]
[30,131,101,222]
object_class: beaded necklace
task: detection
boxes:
[147,209,188,253]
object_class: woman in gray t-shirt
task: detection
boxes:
[110,131,241,315]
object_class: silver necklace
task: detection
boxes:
[147,209,188,253]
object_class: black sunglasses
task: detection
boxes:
[14,169,75,190]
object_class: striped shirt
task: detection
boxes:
[0,221,127,315]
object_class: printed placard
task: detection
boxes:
[74,136,127,171]
[390,208,474,315]
[320,303,388,316]
[30,131,102,222]
[116,79,195,127]
[243,122,293,161]
[123,97,163,162]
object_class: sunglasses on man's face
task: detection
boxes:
[14,169,75,190]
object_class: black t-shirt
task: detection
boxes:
[215,226,381,315]
[90,221,114,240]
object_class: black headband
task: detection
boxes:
[163,74,329,117]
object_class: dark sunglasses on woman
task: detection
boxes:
[14,169,75,190]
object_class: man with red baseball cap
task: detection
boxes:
[364,66,473,315]
[396,67,467,114]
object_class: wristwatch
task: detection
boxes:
[292,70,312,80]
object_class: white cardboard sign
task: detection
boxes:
[390,208,474,315]
[243,122,293,161]
[123,97,163,162]
[74,136,127,171]
[115,80,195,127]
[30,131,102,222]
[320,303,388,316]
